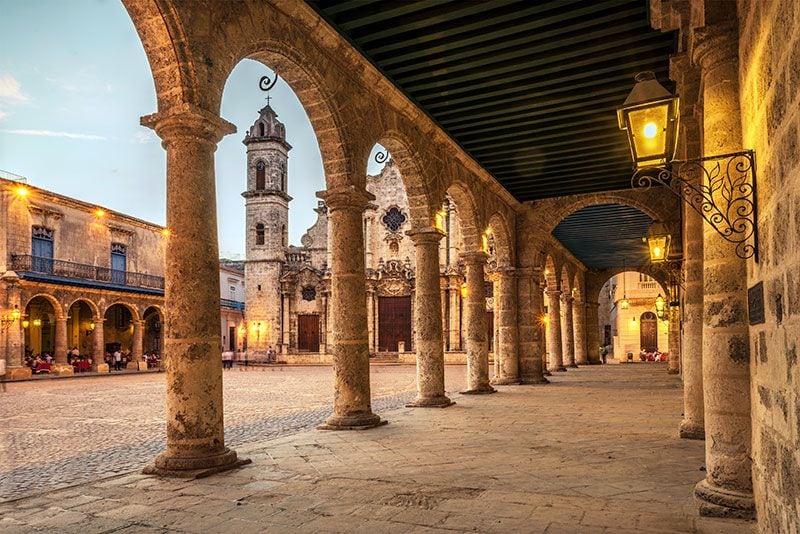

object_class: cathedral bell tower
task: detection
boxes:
[243,102,292,356]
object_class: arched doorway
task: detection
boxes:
[640,311,658,352]
[66,300,95,357]
[143,306,163,363]
[103,303,135,367]
[23,296,57,361]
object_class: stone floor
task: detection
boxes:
[0,365,754,533]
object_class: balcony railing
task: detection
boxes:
[220,298,245,311]
[10,254,165,290]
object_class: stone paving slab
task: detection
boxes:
[0,365,755,532]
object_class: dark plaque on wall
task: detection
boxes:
[748,281,765,325]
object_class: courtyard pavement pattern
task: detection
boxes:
[0,365,753,533]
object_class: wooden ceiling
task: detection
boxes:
[307,0,677,201]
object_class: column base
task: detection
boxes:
[694,479,755,519]
[317,412,387,430]
[543,369,552,376]
[51,364,74,376]
[585,360,602,365]
[93,363,110,374]
[490,377,522,385]
[143,447,250,479]
[667,368,680,375]
[406,395,455,408]
[679,420,705,440]
[7,367,32,379]
[520,376,549,385]
[551,366,568,372]
[567,364,579,368]
[460,385,497,395]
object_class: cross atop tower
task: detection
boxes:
[265,93,272,106]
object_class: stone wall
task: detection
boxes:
[738,0,800,529]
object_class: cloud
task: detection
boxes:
[1,128,107,140]
[0,74,30,102]
[131,130,157,144]
[0,110,7,122]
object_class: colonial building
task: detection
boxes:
[0,176,244,377]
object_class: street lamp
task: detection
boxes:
[617,71,680,170]
[655,294,666,321]
[645,222,671,263]
[618,71,758,261]
[1,305,21,332]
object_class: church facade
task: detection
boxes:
[241,104,487,362]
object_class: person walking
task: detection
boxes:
[600,345,608,364]
[113,349,122,371]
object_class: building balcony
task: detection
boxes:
[10,254,164,293]
[220,298,245,311]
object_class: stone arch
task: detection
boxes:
[587,267,669,307]
[543,252,561,290]
[103,301,141,322]
[443,181,482,252]
[486,211,514,268]
[24,293,65,320]
[142,304,164,321]
[373,134,433,227]
[546,193,668,234]
[219,43,353,190]
[561,264,576,294]
[122,0,200,112]
[65,298,100,320]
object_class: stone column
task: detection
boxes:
[692,24,754,518]
[2,274,28,379]
[460,251,495,394]
[440,283,447,352]
[142,106,245,477]
[517,268,548,384]
[492,267,520,385]
[366,286,375,354]
[674,58,705,440]
[561,294,577,368]
[546,289,566,372]
[585,301,601,364]
[573,299,588,365]
[448,277,461,351]
[53,317,68,364]
[667,306,681,374]
[132,320,143,366]
[92,318,108,373]
[317,185,384,429]
[319,292,328,354]
[281,290,291,353]
[406,228,453,407]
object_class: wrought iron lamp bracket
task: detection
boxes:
[632,150,758,262]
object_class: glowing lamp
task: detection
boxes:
[88,321,96,331]
[617,71,679,169]
[94,209,106,218]
[541,314,549,326]
[32,318,42,327]
[22,319,30,328]
[11,306,20,321]
[460,283,468,299]
[655,294,667,320]
[161,228,171,237]
[434,210,447,233]
[645,221,671,263]
[15,186,29,197]
[619,298,629,310]
[630,316,637,329]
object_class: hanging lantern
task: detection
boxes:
[22,319,30,329]
[460,283,468,299]
[646,221,671,263]
[617,71,680,169]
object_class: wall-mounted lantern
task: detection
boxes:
[619,71,758,261]
[655,294,667,321]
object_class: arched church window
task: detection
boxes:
[281,225,287,247]
[382,207,406,233]
[258,122,265,137]
[256,161,266,190]
[255,223,265,246]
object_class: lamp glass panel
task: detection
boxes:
[648,235,669,262]
[628,103,669,165]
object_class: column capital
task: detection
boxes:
[494,266,516,277]
[459,250,489,266]
[316,185,375,212]
[561,294,574,305]
[406,226,446,244]
[545,288,562,298]
[141,104,236,145]
[692,22,738,73]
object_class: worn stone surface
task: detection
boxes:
[491,268,521,385]
[460,251,494,394]
[547,289,566,372]
[561,294,577,368]
[0,366,752,533]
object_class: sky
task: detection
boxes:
[0,0,385,259]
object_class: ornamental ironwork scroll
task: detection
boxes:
[632,150,758,262]
[259,73,278,93]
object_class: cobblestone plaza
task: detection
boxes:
[0,365,750,533]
